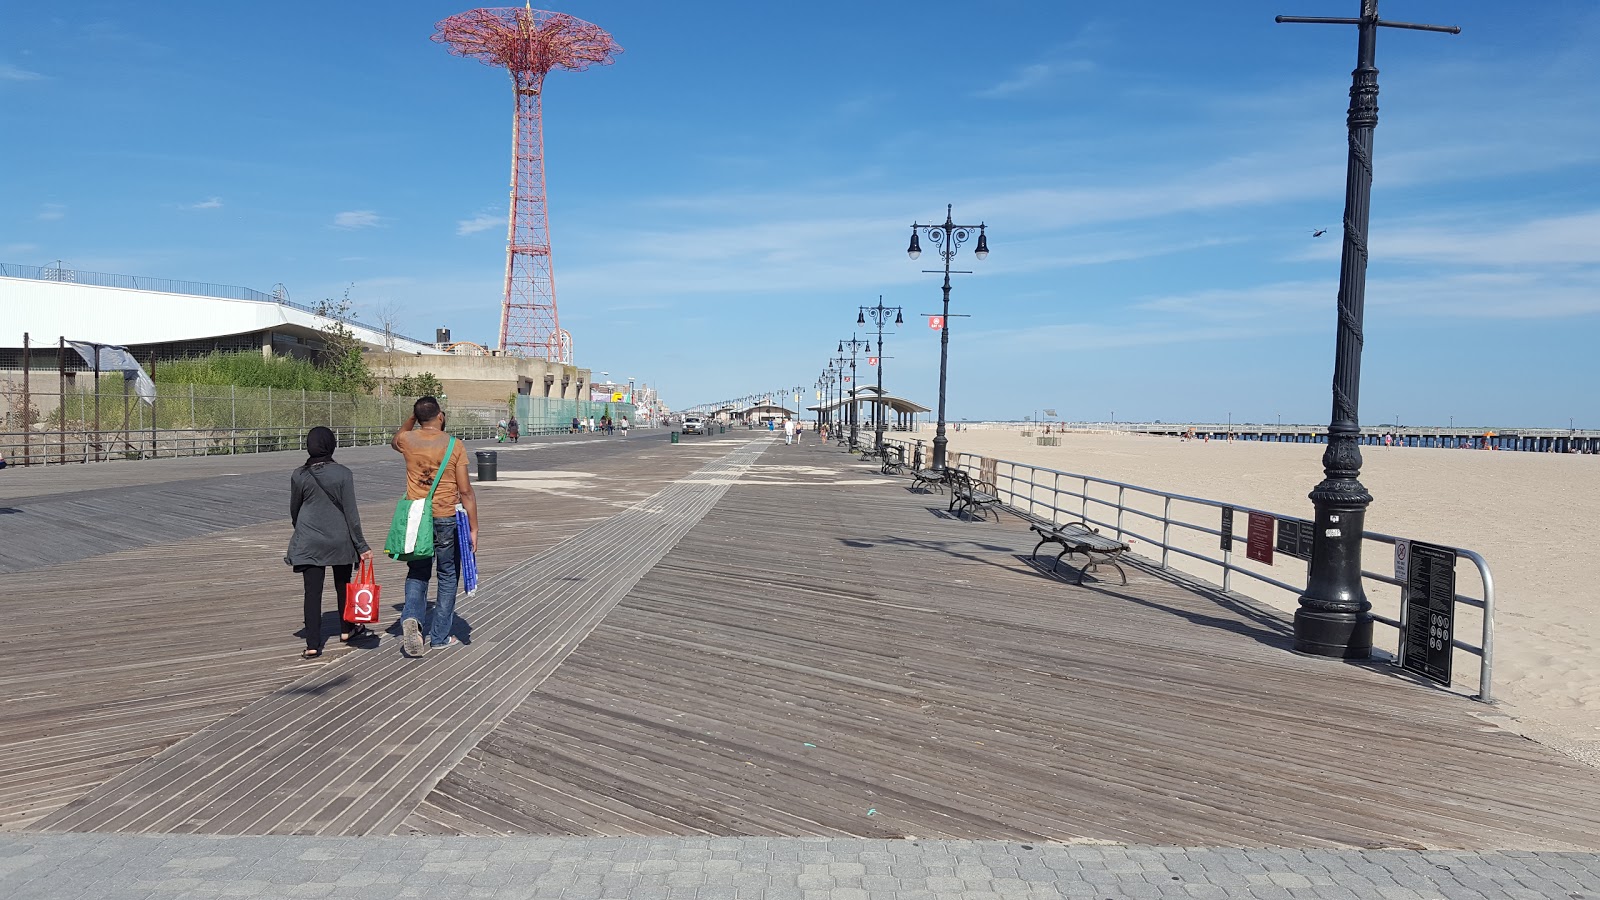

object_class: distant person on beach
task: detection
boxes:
[392,397,479,657]
[286,426,372,659]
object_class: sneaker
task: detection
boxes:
[430,636,460,651]
[402,618,426,657]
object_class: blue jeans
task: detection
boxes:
[402,517,459,647]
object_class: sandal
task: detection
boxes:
[301,647,323,659]
[340,625,373,644]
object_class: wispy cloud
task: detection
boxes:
[37,203,66,221]
[0,62,45,82]
[973,59,1094,99]
[182,197,223,210]
[1,242,40,258]
[455,212,500,236]
[332,210,382,230]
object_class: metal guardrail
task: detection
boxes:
[0,419,657,465]
[0,424,594,464]
[881,437,1496,702]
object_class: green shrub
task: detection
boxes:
[156,352,342,391]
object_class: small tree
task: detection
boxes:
[393,372,445,398]
[313,286,376,395]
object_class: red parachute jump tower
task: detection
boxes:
[433,5,621,361]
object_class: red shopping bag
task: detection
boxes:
[343,559,381,624]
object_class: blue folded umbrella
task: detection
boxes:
[456,505,479,597]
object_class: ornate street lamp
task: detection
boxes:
[908,204,988,470]
[858,295,903,451]
[838,337,869,448]
[830,355,851,444]
[1277,1,1458,658]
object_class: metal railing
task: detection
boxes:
[0,424,503,463]
[880,437,1496,702]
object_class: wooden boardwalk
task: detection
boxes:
[6,434,1600,848]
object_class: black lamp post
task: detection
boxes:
[1277,1,1458,658]
[828,357,849,443]
[908,203,988,470]
[838,337,868,448]
[859,295,904,451]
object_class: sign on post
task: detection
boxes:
[1399,542,1457,686]
[928,316,945,330]
[1220,507,1234,552]
[1393,538,1410,582]
[1275,517,1315,562]
[1246,512,1273,564]
[868,357,878,366]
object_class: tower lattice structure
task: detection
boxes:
[433,6,620,360]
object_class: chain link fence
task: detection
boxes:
[0,379,499,465]
[516,395,637,433]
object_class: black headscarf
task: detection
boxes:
[304,426,337,468]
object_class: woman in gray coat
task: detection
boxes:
[287,426,372,658]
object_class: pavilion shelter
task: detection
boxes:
[741,404,796,426]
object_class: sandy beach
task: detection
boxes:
[930,427,1600,763]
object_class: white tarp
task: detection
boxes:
[68,341,156,406]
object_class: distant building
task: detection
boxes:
[0,262,441,367]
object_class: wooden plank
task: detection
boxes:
[30,438,772,835]
[0,432,738,830]
[410,439,1600,850]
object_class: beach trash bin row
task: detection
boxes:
[475,449,498,481]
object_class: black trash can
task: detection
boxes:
[475,449,498,482]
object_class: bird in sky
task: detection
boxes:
[1312,228,1327,237]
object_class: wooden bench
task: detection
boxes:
[947,470,1003,522]
[1029,521,1130,584]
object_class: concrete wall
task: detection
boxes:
[381,353,591,407]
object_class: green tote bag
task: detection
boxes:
[385,437,456,562]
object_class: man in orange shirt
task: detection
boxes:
[392,396,479,656]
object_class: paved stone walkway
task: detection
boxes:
[2,835,1598,899]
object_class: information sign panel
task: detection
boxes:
[1246,512,1273,564]
[1275,517,1315,562]
[1220,507,1234,552]
[1400,542,1457,686]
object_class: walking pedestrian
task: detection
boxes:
[286,426,372,659]
[783,417,795,445]
[391,397,479,656]
[507,415,519,443]
[571,416,580,434]
[620,415,629,435]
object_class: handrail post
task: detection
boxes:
[1116,486,1125,541]
[1473,552,1496,703]
[1161,497,1172,568]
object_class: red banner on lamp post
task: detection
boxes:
[928,316,944,330]
[867,357,878,366]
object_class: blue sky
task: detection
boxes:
[3,1,1598,427]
